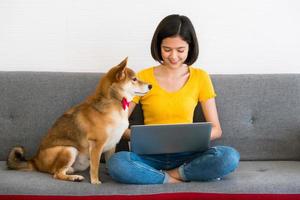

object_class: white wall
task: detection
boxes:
[0,0,299,74]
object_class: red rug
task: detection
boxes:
[1,193,300,200]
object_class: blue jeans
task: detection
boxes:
[107,146,240,184]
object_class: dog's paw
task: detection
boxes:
[71,175,85,182]
[91,179,102,184]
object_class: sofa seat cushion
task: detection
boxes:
[0,161,299,195]
[0,193,299,200]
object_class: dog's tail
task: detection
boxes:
[7,146,35,171]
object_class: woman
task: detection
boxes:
[107,14,240,184]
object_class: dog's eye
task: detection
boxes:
[132,78,137,82]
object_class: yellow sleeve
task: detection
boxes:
[132,95,141,104]
[198,70,217,102]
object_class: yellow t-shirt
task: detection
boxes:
[132,66,216,125]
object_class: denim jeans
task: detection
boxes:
[107,146,240,184]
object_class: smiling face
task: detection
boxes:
[160,36,189,69]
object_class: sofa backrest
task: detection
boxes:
[0,72,299,161]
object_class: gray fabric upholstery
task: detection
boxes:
[1,161,300,194]
[0,71,300,194]
[212,74,300,161]
[0,72,100,160]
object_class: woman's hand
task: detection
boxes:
[122,128,131,141]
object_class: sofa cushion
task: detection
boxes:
[0,161,300,194]
[0,193,300,200]
[211,74,300,161]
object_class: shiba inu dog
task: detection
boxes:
[7,58,151,184]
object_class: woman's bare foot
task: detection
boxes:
[167,175,182,183]
[167,168,182,180]
[166,168,183,183]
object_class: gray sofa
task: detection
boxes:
[0,72,299,198]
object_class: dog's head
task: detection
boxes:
[98,57,151,102]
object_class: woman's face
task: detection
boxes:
[160,36,189,69]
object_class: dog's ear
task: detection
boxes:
[118,57,128,69]
[116,57,128,81]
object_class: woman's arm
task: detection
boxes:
[122,102,137,140]
[200,98,222,140]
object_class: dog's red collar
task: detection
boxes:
[121,97,130,110]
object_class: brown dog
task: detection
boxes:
[7,58,151,184]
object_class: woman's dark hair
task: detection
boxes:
[151,14,199,66]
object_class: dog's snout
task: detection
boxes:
[148,85,152,90]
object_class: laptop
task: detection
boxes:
[130,122,212,155]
